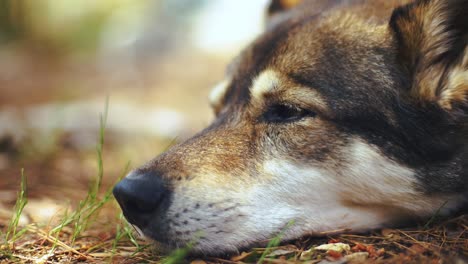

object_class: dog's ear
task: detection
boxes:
[267,0,302,17]
[390,0,468,111]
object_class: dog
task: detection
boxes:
[113,0,468,255]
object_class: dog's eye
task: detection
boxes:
[263,104,315,123]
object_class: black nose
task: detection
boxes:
[113,170,170,228]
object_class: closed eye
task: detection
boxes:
[263,104,316,123]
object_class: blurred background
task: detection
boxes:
[0,0,268,225]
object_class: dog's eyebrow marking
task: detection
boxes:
[250,70,280,100]
[209,78,231,108]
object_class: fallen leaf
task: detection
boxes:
[327,249,342,259]
[408,244,427,255]
[366,245,376,257]
[381,229,396,237]
[351,243,367,252]
[230,251,252,262]
[315,243,350,253]
[89,253,113,258]
[344,252,369,263]
[376,248,385,257]
[266,249,296,258]
[299,248,315,261]
[34,252,54,264]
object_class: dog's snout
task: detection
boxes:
[113,170,170,227]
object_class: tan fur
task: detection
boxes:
[441,49,468,109]
[392,0,468,109]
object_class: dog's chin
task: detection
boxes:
[144,219,427,257]
[142,232,268,258]
[186,243,263,259]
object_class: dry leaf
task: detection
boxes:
[345,252,369,263]
[299,248,315,261]
[376,248,385,257]
[34,252,54,264]
[230,251,252,262]
[315,243,350,253]
[381,228,396,237]
[327,249,342,259]
[351,243,367,252]
[266,249,296,257]
[408,244,427,255]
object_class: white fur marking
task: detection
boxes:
[209,78,231,106]
[250,70,280,100]
[341,140,461,214]
[255,158,387,237]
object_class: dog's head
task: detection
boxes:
[114,0,468,254]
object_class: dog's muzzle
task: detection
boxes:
[113,170,171,229]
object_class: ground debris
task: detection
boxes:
[314,243,350,253]
[344,252,369,263]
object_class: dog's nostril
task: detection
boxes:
[113,170,170,227]
[124,198,154,215]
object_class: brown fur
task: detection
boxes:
[114,0,468,254]
[390,0,468,109]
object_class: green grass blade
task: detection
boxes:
[258,220,295,264]
[423,200,449,229]
[5,168,28,243]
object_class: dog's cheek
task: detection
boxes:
[244,157,390,236]
[337,138,463,217]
